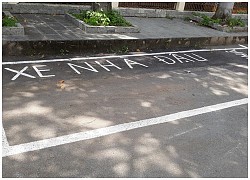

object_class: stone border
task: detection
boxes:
[65,13,140,34]
[3,36,247,57]
[2,3,248,20]
[2,3,91,15]
[2,11,24,36]
[190,15,248,32]
[115,7,248,20]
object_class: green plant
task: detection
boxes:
[2,16,17,27]
[198,15,213,26]
[106,10,132,26]
[193,12,245,28]
[165,14,175,20]
[212,18,222,24]
[226,17,245,27]
[60,49,69,55]
[120,45,129,53]
[236,10,247,14]
[184,16,191,21]
[72,10,88,20]
[72,10,132,27]
[85,11,110,26]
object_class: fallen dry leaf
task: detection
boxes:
[57,80,65,89]
[58,80,64,84]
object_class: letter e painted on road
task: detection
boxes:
[32,65,55,78]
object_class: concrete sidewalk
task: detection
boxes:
[2,13,248,57]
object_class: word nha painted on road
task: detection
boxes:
[4,53,208,81]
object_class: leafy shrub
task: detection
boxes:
[72,10,88,21]
[165,14,175,20]
[2,16,17,27]
[236,10,247,14]
[72,10,132,26]
[184,16,191,21]
[84,11,110,26]
[199,16,222,26]
[193,12,245,28]
[226,17,245,27]
[198,15,212,26]
[106,10,132,26]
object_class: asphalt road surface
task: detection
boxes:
[2,44,248,178]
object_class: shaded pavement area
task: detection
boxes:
[2,45,248,177]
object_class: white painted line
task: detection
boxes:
[2,98,247,157]
[238,44,248,48]
[2,47,248,65]
[2,128,9,147]
[2,128,10,157]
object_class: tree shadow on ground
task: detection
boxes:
[2,50,248,177]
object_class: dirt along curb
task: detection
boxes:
[2,36,248,58]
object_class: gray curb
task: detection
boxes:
[116,7,248,20]
[3,36,248,57]
[2,3,91,15]
[3,3,247,20]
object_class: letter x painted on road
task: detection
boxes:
[5,66,36,80]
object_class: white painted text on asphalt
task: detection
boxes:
[4,53,208,80]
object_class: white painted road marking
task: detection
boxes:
[4,53,208,81]
[2,98,248,157]
[4,66,36,80]
[3,47,247,81]
[225,49,248,59]
[2,46,248,65]
[238,44,248,48]
[32,65,55,78]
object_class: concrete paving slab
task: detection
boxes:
[35,24,58,35]
[47,22,68,30]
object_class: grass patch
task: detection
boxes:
[184,16,191,21]
[236,10,247,14]
[192,12,246,28]
[2,15,18,27]
[71,10,132,26]
[226,17,245,27]
[165,14,175,20]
